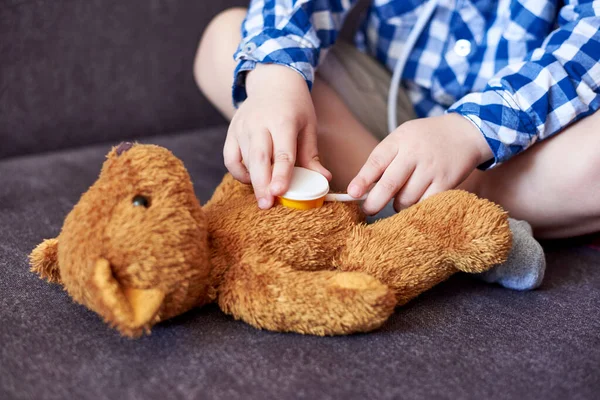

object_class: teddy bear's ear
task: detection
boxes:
[106,142,135,159]
[90,258,165,337]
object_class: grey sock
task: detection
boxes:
[476,218,546,290]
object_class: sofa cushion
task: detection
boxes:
[0,0,247,159]
[1,127,599,399]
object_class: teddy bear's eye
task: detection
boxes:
[132,195,150,208]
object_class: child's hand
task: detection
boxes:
[225,64,331,209]
[347,114,493,215]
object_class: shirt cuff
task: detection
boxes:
[447,89,538,170]
[231,29,319,107]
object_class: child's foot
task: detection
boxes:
[476,218,546,290]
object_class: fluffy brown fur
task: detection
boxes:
[30,143,511,337]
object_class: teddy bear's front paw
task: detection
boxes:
[323,272,397,334]
[218,257,397,336]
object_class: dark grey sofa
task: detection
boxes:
[1,1,599,399]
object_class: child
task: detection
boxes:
[194,1,600,289]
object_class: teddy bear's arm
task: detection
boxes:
[217,254,397,335]
[337,190,511,305]
[205,173,253,207]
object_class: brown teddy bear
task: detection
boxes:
[30,143,511,338]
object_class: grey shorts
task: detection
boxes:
[316,41,416,140]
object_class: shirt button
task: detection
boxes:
[454,39,472,57]
[244,42,257,53]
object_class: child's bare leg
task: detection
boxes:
[311,80,380,191]
[194,8,245,120]
[459,110,600,239]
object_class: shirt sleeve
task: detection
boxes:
[448,0,600,170]
[232,0,358,107]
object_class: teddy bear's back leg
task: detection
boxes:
[217,254,397,335]
[336,190,511,305]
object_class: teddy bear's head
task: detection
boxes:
[57,143,213,337]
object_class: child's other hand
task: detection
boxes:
[225,64,331,209]
[347,114,493,215]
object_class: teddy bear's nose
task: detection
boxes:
[116,142,134,155]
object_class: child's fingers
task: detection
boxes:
[269,125,298,196]
[362,157,414,215]
[348,141,398,198]
[223,133,250,183]
[393,168,430,211]
[248,129,274,209]
[305,156,332,182]
[297,125,332,181]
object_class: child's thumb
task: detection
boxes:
[297,125,332,181]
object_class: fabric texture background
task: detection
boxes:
[0,0,245,159]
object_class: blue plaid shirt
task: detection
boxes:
[233,0,600,169]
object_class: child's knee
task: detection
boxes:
[580,145,600,206]
[564,112,600,199]
[194,8,247,92]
